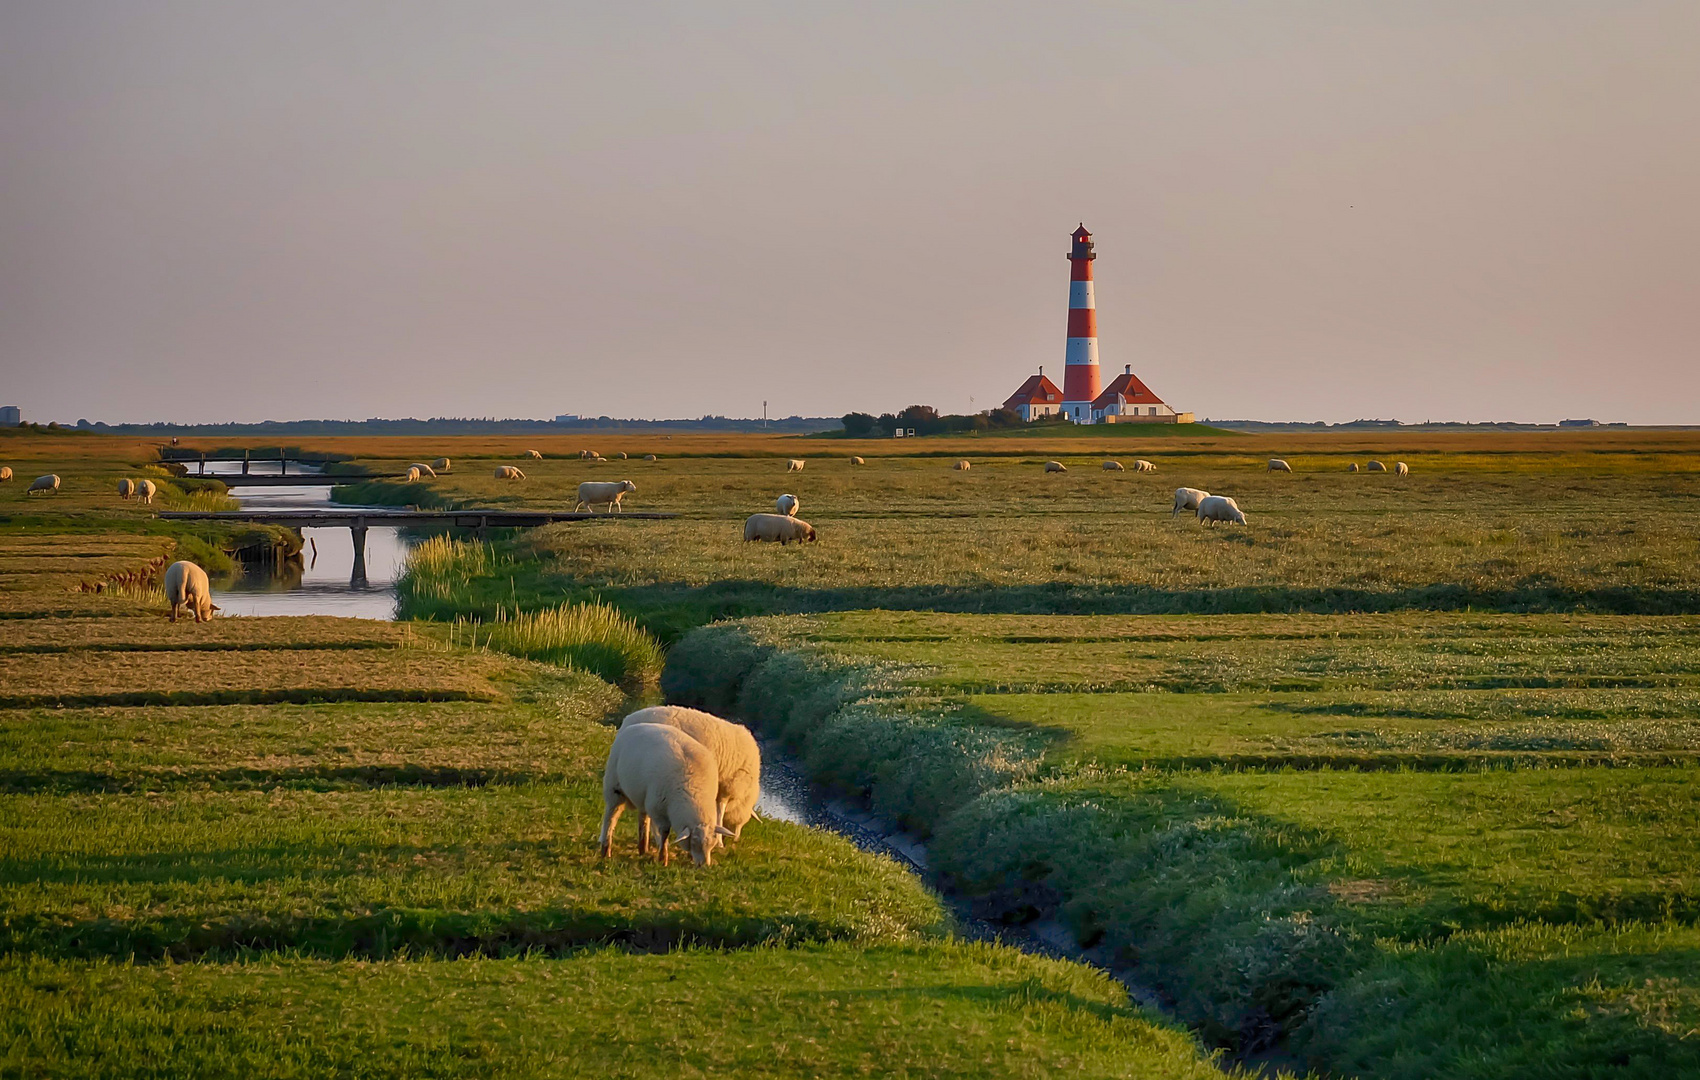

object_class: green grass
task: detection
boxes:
[660,610,1700,1074]
[0,945,1237,1079]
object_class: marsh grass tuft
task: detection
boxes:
[449,602,663,690]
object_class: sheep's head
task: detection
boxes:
[621,480,637,493]
[676,824,734,866]
[803,525,817,542]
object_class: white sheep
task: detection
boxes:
[1268,458,1293,473]
[1347,462,1359,472]
[849,456,865,466]
[775,493,799,516]
[787,459,805,472]
[1103,460,1125,471]
[643,454,658,462]
[27,474,61,495]
[1172,487,1209,517]
[118,478,135,499]
[163,560,217,622]
[1366,460,1387,473]
[0,466,11,482]
[600,722,730,867]
[1197,495,1247,526]
[494,465,527,480]
[576,479,637,513]
[1044,461,1066,473]
[580,450,595,460]
[403,467,421,483]
[1134,459,1156,473]
[617,452,628,460]
[136,479,157,504]
[525,449,543,460]
[432,457,451,473]
[620,705,762,841]
[744,513,816,544]
[954,460,971,471]
[408,462,437,478]
[1395,461,1410,477]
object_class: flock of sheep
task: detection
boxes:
[602,704,762,868]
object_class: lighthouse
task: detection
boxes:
[1061,224,1102,422]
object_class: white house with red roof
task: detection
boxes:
[1091,365,1181,422]
[1002,368,1064,421]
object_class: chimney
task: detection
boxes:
[1125,365,1131,375]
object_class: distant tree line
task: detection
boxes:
[840,405,1070,438]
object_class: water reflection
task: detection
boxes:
[207,464,411,620]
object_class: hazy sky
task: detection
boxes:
[3,2,1697,425]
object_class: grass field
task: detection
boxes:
[661,610,1700,1076]
[0,438,1238,1078]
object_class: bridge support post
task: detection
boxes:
[198,453,206,476]
[242,450,250,476]
[350,518,368,587]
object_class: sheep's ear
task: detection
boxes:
[716,826,734,837]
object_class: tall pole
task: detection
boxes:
[1060,224,1103,423]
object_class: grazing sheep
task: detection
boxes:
[403,467,421,483]
[954,460,971,471]
[1366,460,1387,473]
[163,560,217,622]
[620,705,762,841]
[600,722,730,867]
[643,454,657,462]
[849,456,865,466]
[1044,461,1067,473]
[0,466,11,482]
[579,450,595,460]
[617,452,628,460]
[27,474,61,495]
[576,479,637,513]
[1347,462,1359,472]
[1268,458,1293,473]
[136,479,157,504]
[525,449,543,460]
[1172,487,1209,517]
[744,513,815,544]
[1102,460,1125,471]
[494,465,527,480]
[1134,459,1156,473]
[118,478,135,499]
[775,493,799,516]
[787,459,805,472]
[1197,495,1247,526]
[408,462,437,478]
[432,457,451,473]
[1395,461,1410,477]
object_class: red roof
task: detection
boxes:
[1004,373,1063,409]
[1092,368,1166,410]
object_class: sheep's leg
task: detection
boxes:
[658,830,670,867]
[637,811,651,855]
[600,801,625,858]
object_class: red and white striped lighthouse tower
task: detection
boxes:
[1060,224,1102,422]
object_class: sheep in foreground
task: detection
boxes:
[135,479,157,504]
[1197,495,1247,526]
[163,560,217,622]
[744,513,815,544]
[849,456,865,466]
[1395,461,1410,477]
[403,467,421,483]
[1268,458,1292,473]
[1366,460,1387,473]
[787,459,805,472]
[576,479,637,513]
[600,722,730,866]
[775,493,799,516]
[1103,460,1124,471]
[118,478,135,499]
[954,460,971,471]
[409,462,437,478]
[1172,487,1209,517]
[1134,459,1157,473]
[1044,461,1066,473]
[525,449,543,460]
[1347,462,1359,472]
[643,454,657,462]
[494,465,526,480]
[28,474,60,495]
[620,705,762,841]
[0,466,11,482]
[432,457,451,473]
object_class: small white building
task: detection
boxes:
[1001,370,1064,421]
